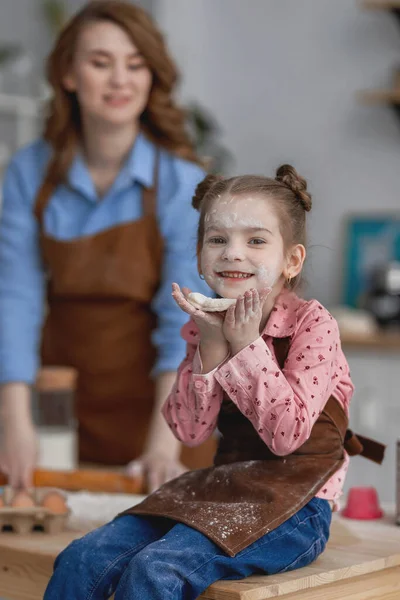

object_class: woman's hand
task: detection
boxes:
[0,419,38,489]
[0,383,38,489]
[126,453,187,494]
[223,288,271,355]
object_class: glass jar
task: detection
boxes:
[33,367,78,471]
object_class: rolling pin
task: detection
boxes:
[0,370,144,494]
[0,467,145,494]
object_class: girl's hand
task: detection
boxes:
[223,288,271,355]
[172,283,226,345]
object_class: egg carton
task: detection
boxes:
[0,486,70,535]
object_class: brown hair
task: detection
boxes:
[36,0,198,210]
[192,165,312,288]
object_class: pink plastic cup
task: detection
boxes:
[341,486,383,520]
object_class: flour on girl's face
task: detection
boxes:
[200,194,286,299]
[204,211,268,231]
[254,263,280,288]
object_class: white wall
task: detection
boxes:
[156,0,400,307]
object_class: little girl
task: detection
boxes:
[45,165,374,600]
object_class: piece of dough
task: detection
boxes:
[187,292,236,312]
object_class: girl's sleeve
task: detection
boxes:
[215,305,348,455]
[162,320,225,446]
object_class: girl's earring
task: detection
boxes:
[199,274,205,280]
[286,274,292,286]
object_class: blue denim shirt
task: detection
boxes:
[0,132,210,383]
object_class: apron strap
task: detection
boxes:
[344,430,386,464]
[142,150,159,217]
[34,146,161,226]
[272,337,291,369]
[323,395,348,440]
[34,169,57,226]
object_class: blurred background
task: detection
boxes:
[0,0,399,504]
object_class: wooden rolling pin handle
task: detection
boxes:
[0,468,145,495]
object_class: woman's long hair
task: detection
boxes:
[37,0,199,209]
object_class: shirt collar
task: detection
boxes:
[67,152,97,200]
[126,131,156,188]
[262,288,299,338]
[67,131,156,200]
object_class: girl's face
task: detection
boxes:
[200,193,294,299]
[63,21,152,128]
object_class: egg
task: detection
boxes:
[41,490,68,514]
[11,490,35,508]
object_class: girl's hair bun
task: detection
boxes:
[275,164,312,212]
[192,174,223,210]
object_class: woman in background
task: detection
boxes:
[0,0,213,492]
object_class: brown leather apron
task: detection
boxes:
[127,337,385,556]
[34,153,215,468]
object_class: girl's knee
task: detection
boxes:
[55,520,122,570]
[45,536,103,600]
[54,536,92,571]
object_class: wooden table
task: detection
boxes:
[0,510,399,600]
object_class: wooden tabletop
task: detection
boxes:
[203,511,400,599]
[0,509,399,599]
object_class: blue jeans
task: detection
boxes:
[44,497,331,600]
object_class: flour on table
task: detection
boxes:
[66,491,146,532]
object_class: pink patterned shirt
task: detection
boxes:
[162,289,354,507]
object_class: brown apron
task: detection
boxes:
[127,337,385,556]
[34,153,215,468]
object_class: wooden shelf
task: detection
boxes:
[340,329,400,350]
[359,0,400,105]
[357,88,400,105]
[361,0,400,10]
